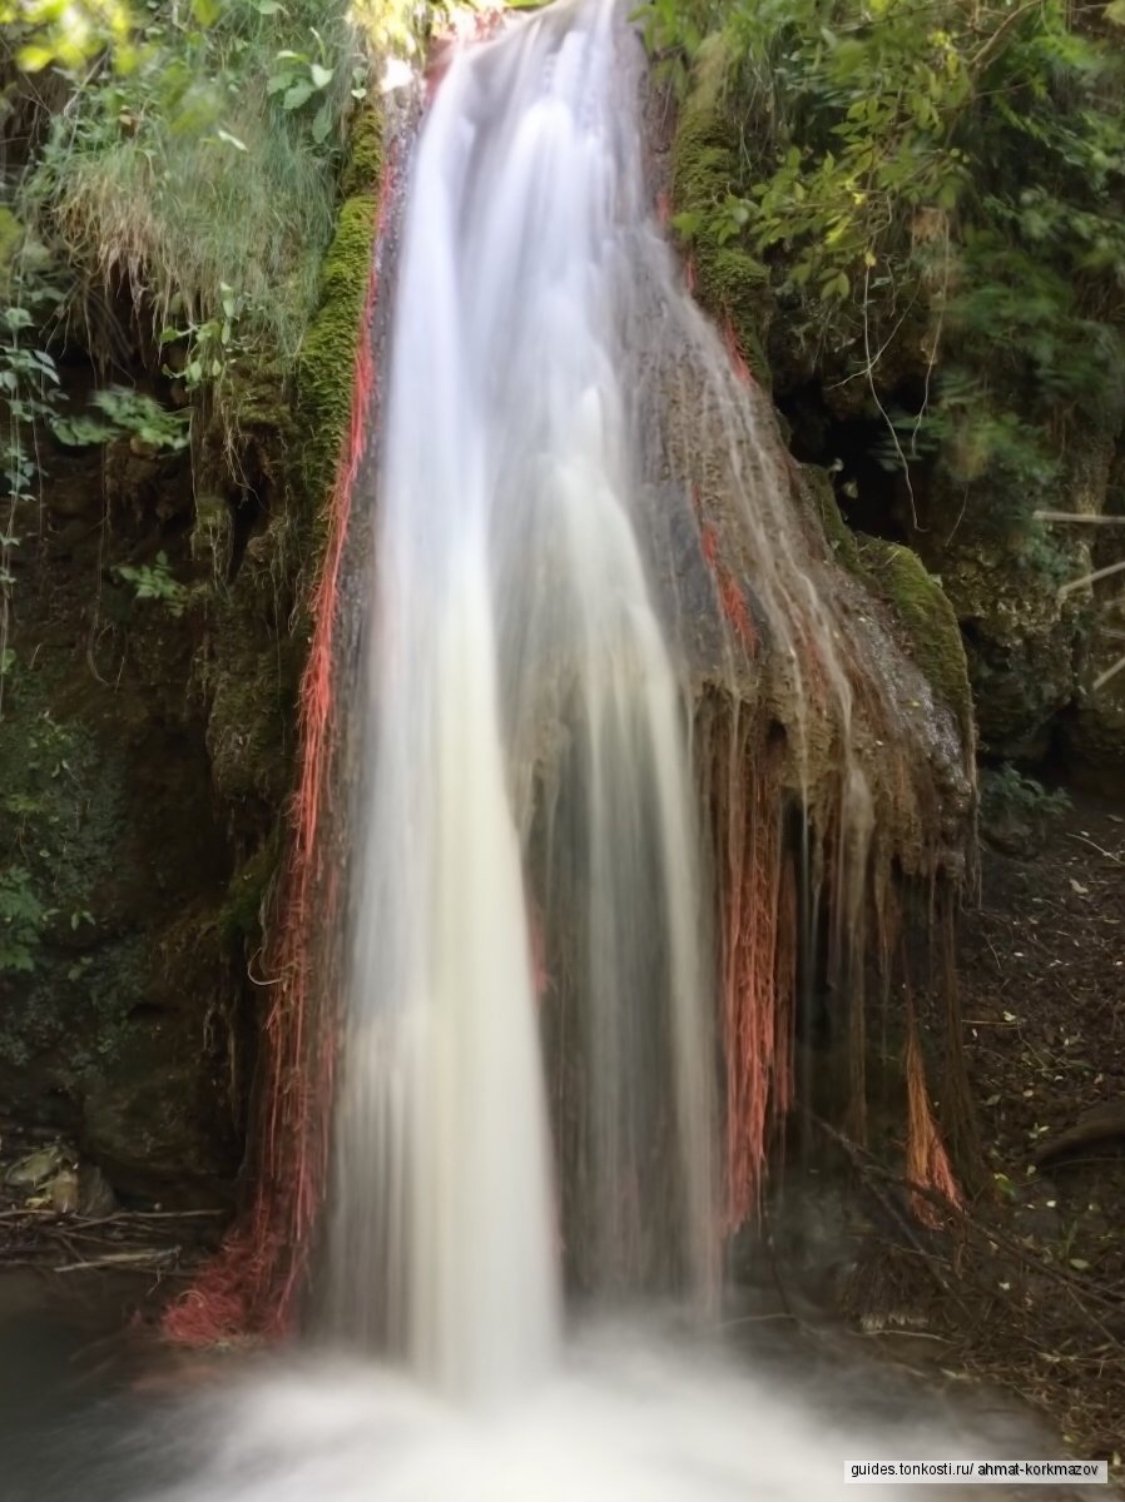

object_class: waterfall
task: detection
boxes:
[321,0,972,1393]
[139,5,1027,1499]
[325,0,718,1396]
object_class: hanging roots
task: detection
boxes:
[711,718,795,1233]
[905,1017,963,1230]
[163,152,397,1348]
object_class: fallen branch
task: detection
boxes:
[55,1247,180,1274]
[1033,511,1125,526]
[1033,1099,1125,1164]
[1066,832,1124,866]
[1058,557,1125,601]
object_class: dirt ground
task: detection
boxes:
[960,789,1125,1458]
[847,786,1125,1476]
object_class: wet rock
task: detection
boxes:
[77,1163,117,1217]
[855,534,974,751]
[978,765,1069,858]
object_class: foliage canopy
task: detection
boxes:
[642,0,1125,537]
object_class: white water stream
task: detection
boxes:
[325,0,716,1397]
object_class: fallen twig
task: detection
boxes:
[1066,832,1124,866]
[55,1248,180,1274]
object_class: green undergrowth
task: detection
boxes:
[651,0,1125,544]
[669,36,773,386]
[17,0,366,429]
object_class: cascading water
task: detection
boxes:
[325,0,718,1393]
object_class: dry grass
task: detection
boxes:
[19,0,362,374]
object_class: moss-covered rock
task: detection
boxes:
[803,469,972,743]
[340,100,384,201]
[297,107,383,527]
[931,533,1081,758]
[671,38,773,389]
[219,832,282,949]
[0,80,388,1205]
[856,536,974,748]
[806,467,864,576]
[204,535,297,819]
[0,642,237,1197]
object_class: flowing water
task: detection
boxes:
[3,3,1050,1498]
[325,0,720,1393]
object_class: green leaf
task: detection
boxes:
[283,78,315,111]
[191,0,222,25]
[1105,0,1125,23]
[310,62,334,89]
[16,44,55,73]
[311,101,332,144]
[48,415,119,448]
[216,128,248,151]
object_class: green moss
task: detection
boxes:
[857,536,974,743]
[340,101,384,201]
[803,483,971,740]
[219,834,281,947]
[294,98,384,522]
[671,41,773,388]
[204,557,296,813]
[198,106,385,852]
[806,468,864,575]
[296,192,379,525]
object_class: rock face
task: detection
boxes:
[935,534,1083,760]
[922,429,1120,765]
[659,59,973,857]
[0,436,248,1200]
[0,110,385,1203]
